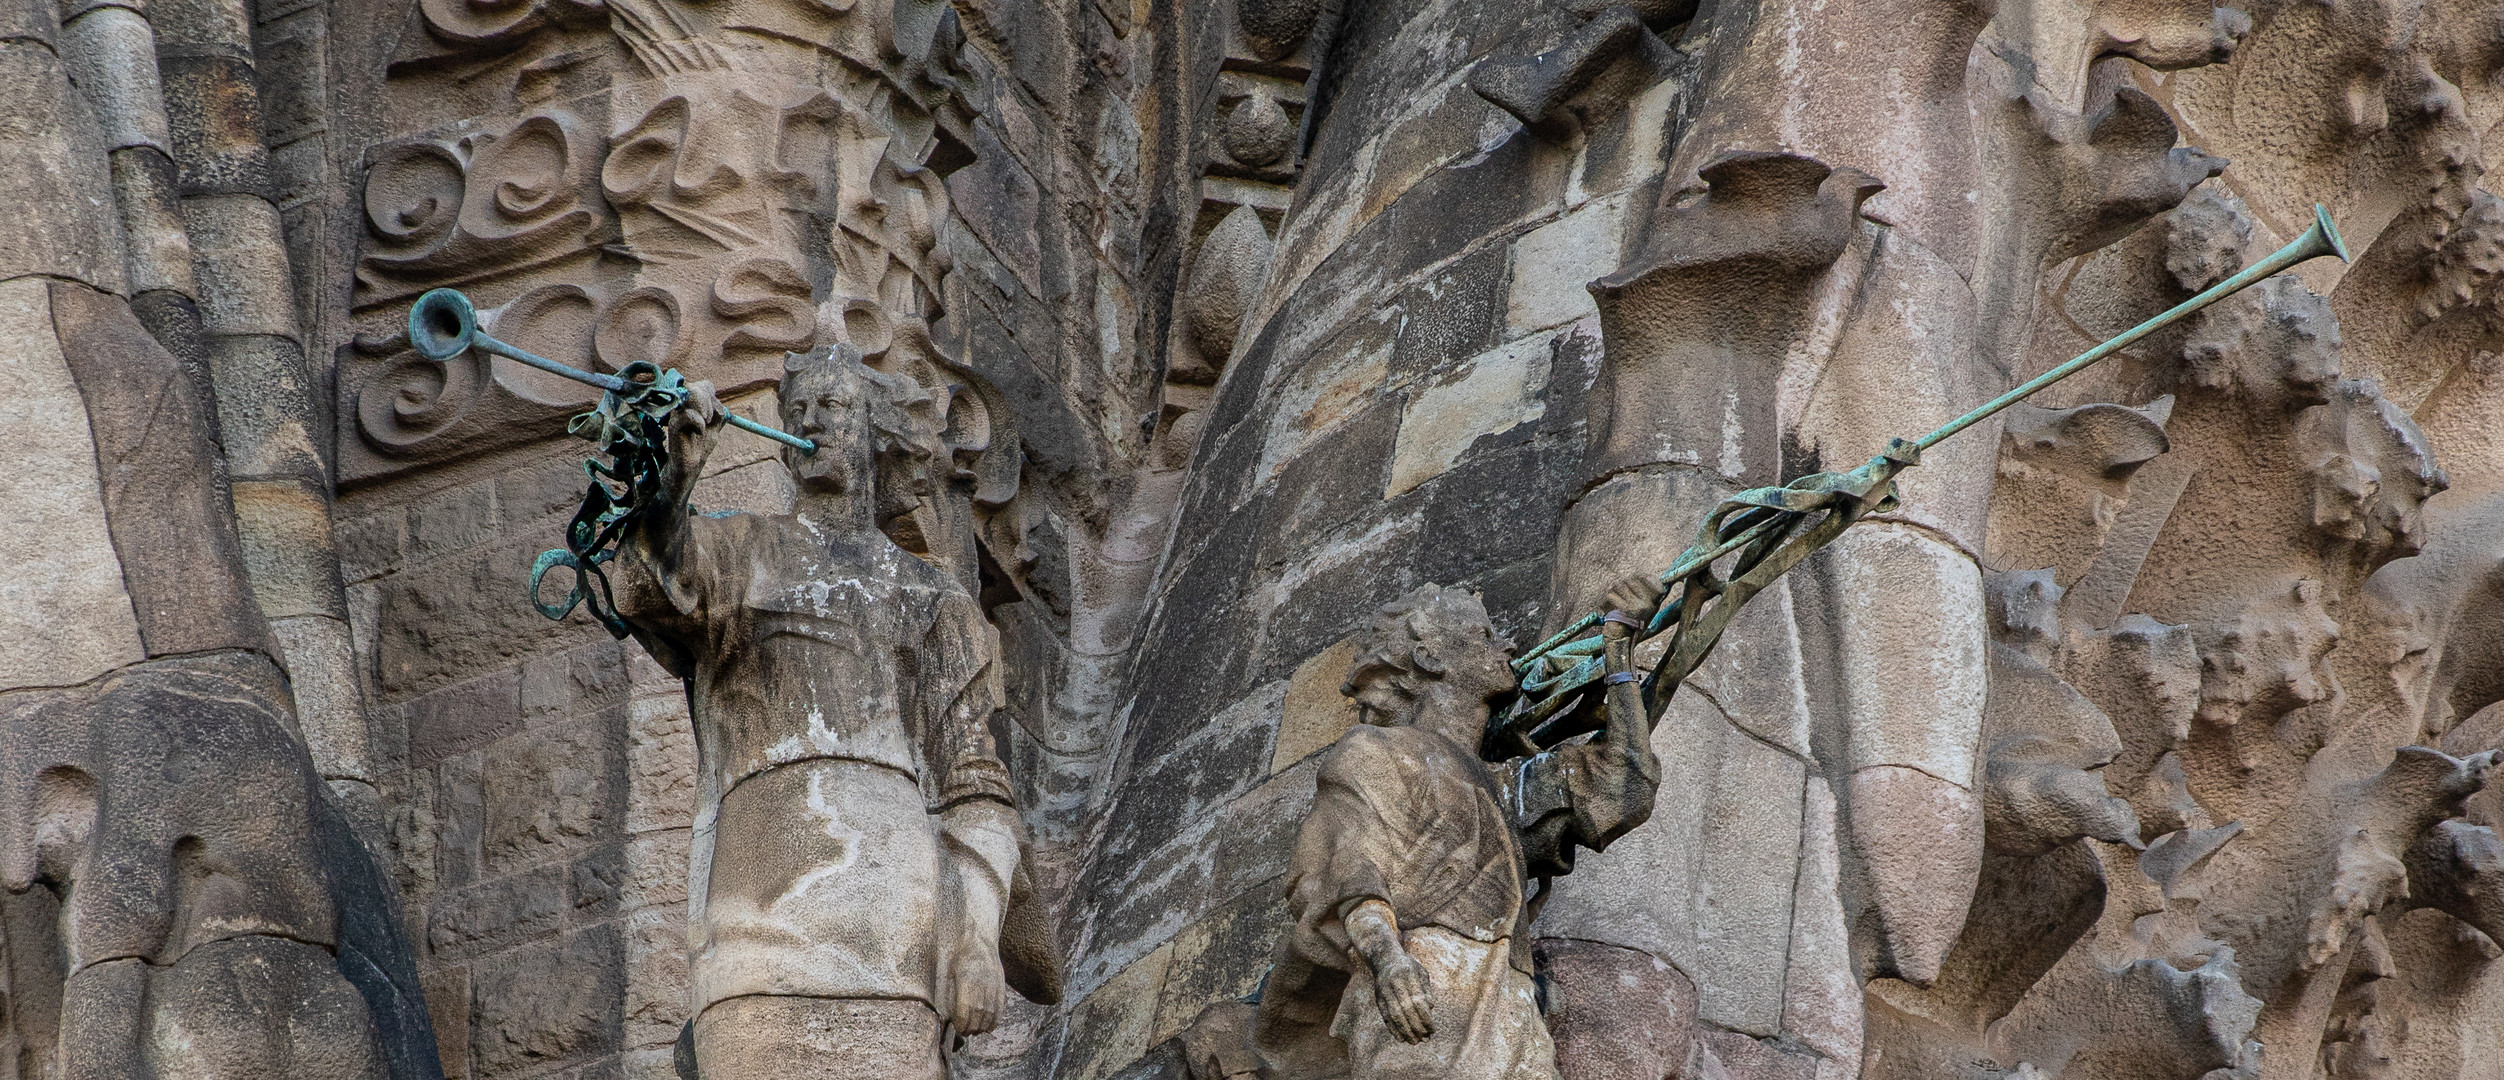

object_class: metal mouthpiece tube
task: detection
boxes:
[1913,203,2350,453]
[406,289,818,455]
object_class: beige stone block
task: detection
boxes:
[624,903,692,1052]
[1683,575,1815,758]
[694,995,943,1080]
[1386,327,1560,497]
[1538,687,1713,969]
[624,828,692,910]
[693,761,943,1009]
[1272,637,1360,772]
[230,477,340,618]
[690,457,797,517]
[1780,778,1861,1068]
[1819,524,1987,784]
[1507,192,1628,335]
[0,277,145,690]
[1847,764,1982,987]
[270,612,372,782]
[1547,464,1739,635]
[1059,943,1172,1080]
[1152,887,1287,1045]
[1694,717,1806,1035]
[182,194,300,339]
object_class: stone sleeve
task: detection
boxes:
[609,512,744,674]
[914,589,1015,812]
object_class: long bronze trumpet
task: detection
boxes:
[1490,204,2351,758]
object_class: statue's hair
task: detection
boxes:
[781,345,945,467]
[1341,585,1494,699]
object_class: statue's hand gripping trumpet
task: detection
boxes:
[1491,204,2352,761]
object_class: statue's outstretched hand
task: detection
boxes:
[949,946,1006,1038]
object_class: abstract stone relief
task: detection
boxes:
[22,0,2504,1078]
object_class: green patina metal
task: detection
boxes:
[1489,204,2352,759]
[403,287,817,636]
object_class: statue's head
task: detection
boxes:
[1342,586,1516,730]
[778,346,941,526]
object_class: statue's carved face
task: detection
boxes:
[1344,603,1519,729]
[1433,618,1520,702]
[781,368,873,498]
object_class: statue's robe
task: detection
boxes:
[614,511,1016,1069]
[1257,720,1644,1080]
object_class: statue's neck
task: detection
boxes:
[1397,682,1494,751]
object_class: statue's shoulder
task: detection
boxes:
[1318,723,1434,782]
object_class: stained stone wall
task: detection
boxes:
[14,0,2504,1079]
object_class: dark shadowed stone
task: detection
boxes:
[1121,495,1269,766]
[1253,395,1403,574]
[949,123,1045,296]
[1253,512,1424,682]
[1095,683,1280,876]
[1110,1037,1188,1080]
[960,293,1109,517]
[1376,133,1550,284]
[1536,938,1697,1080]
[1,886,68,1079]
[468,925,623,1077]
[1392,244,1509,380]
[58,957,148,1080]
[125,287,220,443]
[314,780,450,1080]
[569,843,627,917]
[48,280,274,660]
[426,864,566,960]
[1466,558,1555,649]
[1413,433,1582,590]
[157,53,274,196]
[0,651,334,964]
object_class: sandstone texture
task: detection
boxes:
[11,0,2504,1078]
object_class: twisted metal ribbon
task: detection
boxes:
[527,361,689,637]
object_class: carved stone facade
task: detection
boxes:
[13,0,2504,1078]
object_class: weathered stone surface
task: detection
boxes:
[0,40,127,291]
[480,718,620,876]
[470,926,622,1077]
[0,277,146,690]
[692,996,944,1080]
[143,935,386,1078]
[21,0,2504,1078]
[47,279,273,660]
[1536,938,1696,1080]
[405,670,523,769]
